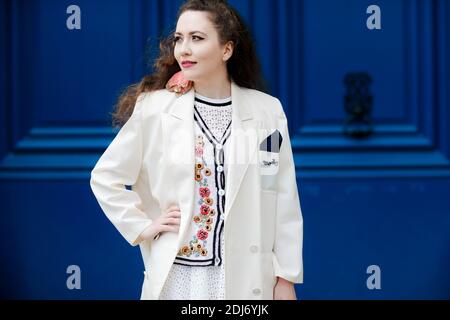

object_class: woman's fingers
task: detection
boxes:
[153,205,181,237]
[160,224,179,233]
[166,210,181,217]
[166,205,180,213]
[165,208,181,217]
[162,217,180,225]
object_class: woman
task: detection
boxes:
[90,0,303,300]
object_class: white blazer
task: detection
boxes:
[90,80,303,300]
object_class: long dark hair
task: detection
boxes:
[111,0,268,127]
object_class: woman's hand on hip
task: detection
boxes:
[138,205,181,242]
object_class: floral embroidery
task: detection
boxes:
[195,162,204,170]
[196,134,205,145]
[177,134,216,258]
[180,245,191,255]
[199,187,210,198]
[195,146,203,157]
[200,204,210,215]
[197,229,208,240]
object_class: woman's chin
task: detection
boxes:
[181,71,196,81]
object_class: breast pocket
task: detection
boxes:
[259,150,279,191]
[258,128,282,189]
[259,149,279,172]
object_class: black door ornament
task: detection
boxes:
[343,72,374,138]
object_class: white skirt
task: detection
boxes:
[159,228,226,300]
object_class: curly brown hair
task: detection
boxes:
[111,0,268,128]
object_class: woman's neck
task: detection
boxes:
[193,77,231,99]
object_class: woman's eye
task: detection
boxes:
[173,35,203,42]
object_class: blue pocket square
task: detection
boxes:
[259,129,283,153]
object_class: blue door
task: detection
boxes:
[1,0,449,299]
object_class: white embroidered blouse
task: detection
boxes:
[159,91,232,300]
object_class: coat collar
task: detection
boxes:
[168,80,253,122]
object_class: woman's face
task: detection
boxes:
[174,10,233,82]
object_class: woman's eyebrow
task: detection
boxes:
[174,31,207,36]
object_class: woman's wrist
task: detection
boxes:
[276,277,294,286]
[138,224,158,242]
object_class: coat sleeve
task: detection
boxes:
[90,93,153,247]
[272,98,304,284]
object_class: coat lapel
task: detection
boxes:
[163,89,196,244]
[224,81,259,220]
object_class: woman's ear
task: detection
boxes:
[223,40,234,62]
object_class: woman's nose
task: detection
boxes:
[179,40,191,55]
